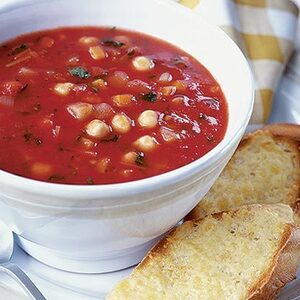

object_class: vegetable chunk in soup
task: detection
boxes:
[0,27,228,184]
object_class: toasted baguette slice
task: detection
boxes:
[188,124,300,220]
[107,204,300,300]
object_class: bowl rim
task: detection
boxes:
[0,0,254,198]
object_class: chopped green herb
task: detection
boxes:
[23,131,42,145]
[203,98,220,110]
[206,134,214,142]
[20,83,28,92]
[58,146,70,152]
[135,152,145,166]
[48,175,65,181]
[69,67,91,79]
[24,132,32,142]
[33,103,41,111]
[127,48,136,56]
[93,71,109,80]
[75,135,83,143]
[173,57,188,69]
[101,134,119,143]
[101,39,125,48]
[86,176,94,185]
[11,44,28,55]
[35,138,43,145]
[20,111,31,116]
[142,91,157,103]
[199,113,208,120]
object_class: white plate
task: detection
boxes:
[0,242,131,299]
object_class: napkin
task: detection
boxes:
[178,0,299,125]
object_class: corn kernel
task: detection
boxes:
[31,162,52,177]
[66,102,93,120]
[172,80,187,91]
[89,45,106,60]
[161,86,176,96]
[53,83,74,96]
[91,79,107,90]
[79,36,99,46]
[112,94,133,107]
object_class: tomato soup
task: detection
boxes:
[0,27,228,184]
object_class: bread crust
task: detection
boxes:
[136,223,192,270]
[262,123,300,142]
[248,226,300,299]
[262,123,300,216]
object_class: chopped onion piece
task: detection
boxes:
[107,71,129,88]
[66,102,93,120]
[19,67,37,76]
[53,126,61,137]
[159,72,172,82]
[160,127,179,143]
[78,136,95,149]
[0,96,14,108]
[127,79,150,94]
[112,94,133,107]
[96,158,111,173]
[93,103,115,119]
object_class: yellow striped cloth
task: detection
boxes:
[179,0,299,124]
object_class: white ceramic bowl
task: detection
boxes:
[0,0,253,273]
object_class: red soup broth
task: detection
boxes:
[0,27,228,185]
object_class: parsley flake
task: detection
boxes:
[135,152,145,166]
[86,176,94,185]
[11,44,28,55]
[142,91,157,103]
[101,39,125,48]
[69,67,91,79]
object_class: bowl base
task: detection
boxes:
[15,235,159,274]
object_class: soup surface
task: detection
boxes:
[0,27,227,184]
